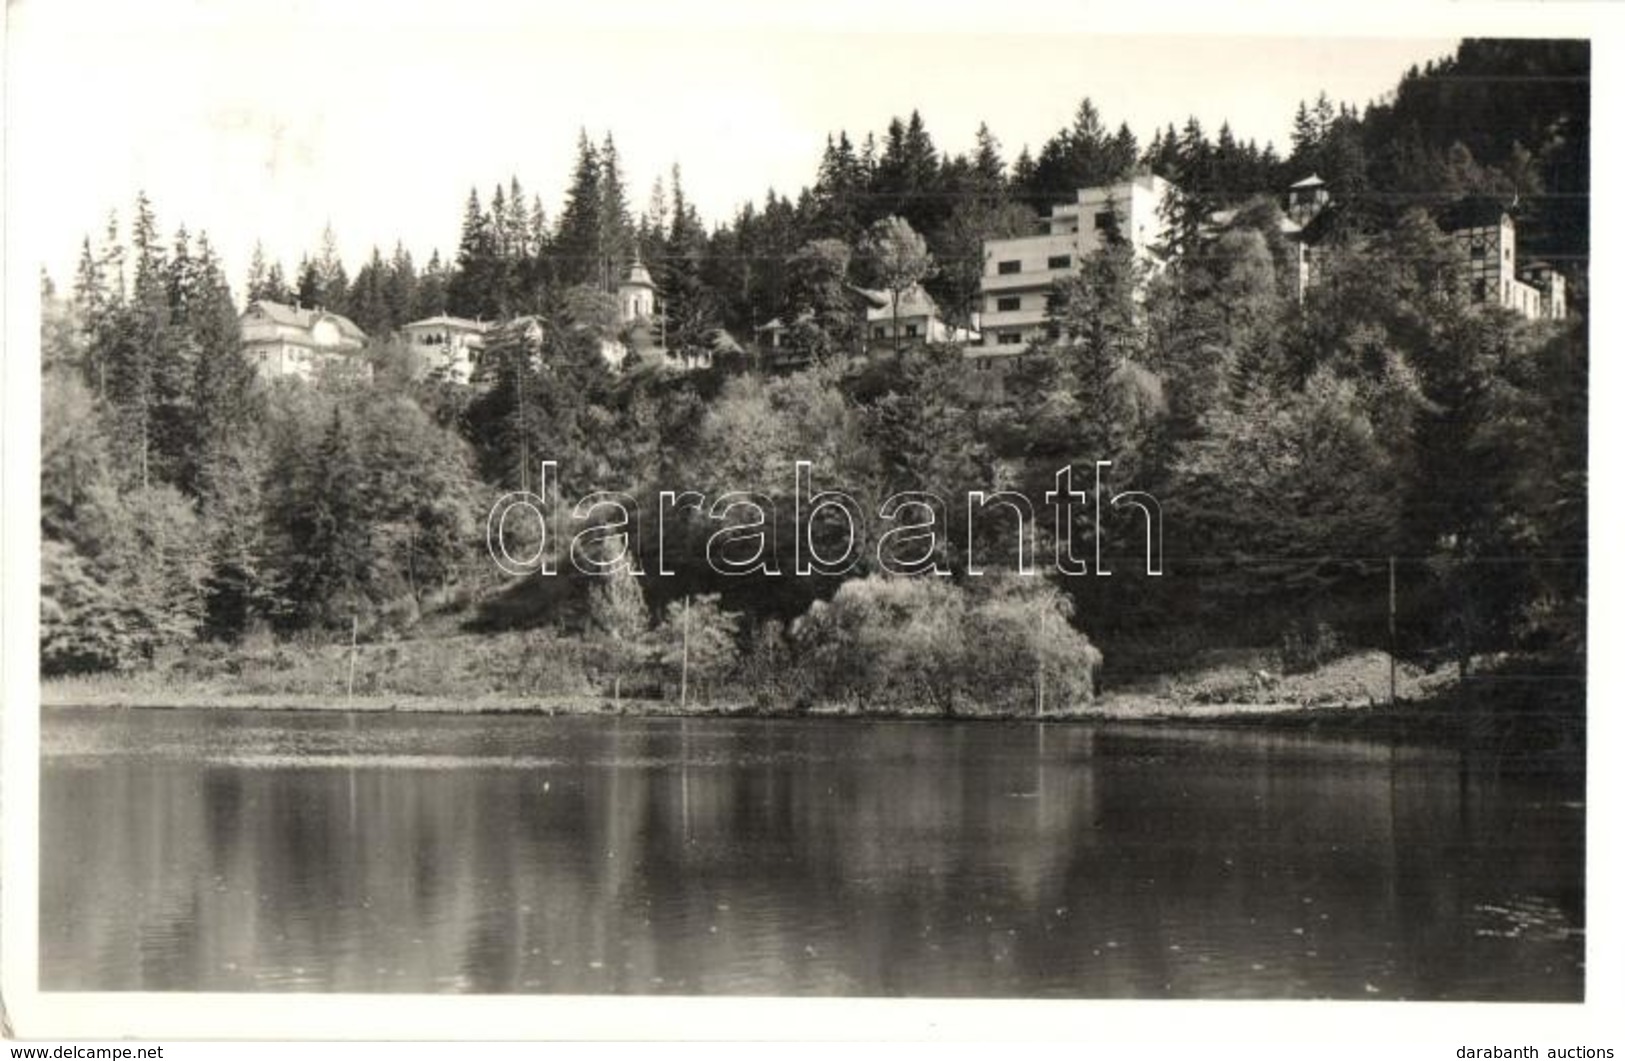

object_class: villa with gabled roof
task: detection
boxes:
[239,300,368,381]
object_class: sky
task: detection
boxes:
[11,1,1466,296]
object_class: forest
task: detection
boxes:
[39,39,1587,728]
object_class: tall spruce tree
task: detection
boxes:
[554,132,605,289]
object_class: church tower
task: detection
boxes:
[617,250,656,325]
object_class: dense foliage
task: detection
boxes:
[41,39,1586,721]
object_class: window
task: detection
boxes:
[1470,242,1486,259]
[905,324,919,338]
[1047,255,1072,270]
[998,331,1022,346]
[1093,211,1115,230]
[873,327,885,339]
[996,296,1021,312]
[997,260,1021,275]
[1472,279,1487,300]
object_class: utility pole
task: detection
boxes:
[1388,555,1398,706]
[1036,607,1046,718]
[516,348,529,495]
[347,613,359,705]
[679,594,691,710]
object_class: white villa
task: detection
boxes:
[399,314,491,384]
[239,300,368,381]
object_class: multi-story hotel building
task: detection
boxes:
[975,172,1175,358]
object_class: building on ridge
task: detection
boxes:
[399,314,491,384]
[1443,202,1566,321]
[239,299,368,381]
[976,171,1174,359]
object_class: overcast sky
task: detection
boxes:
[13,1,1466,295]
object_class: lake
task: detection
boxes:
[39,707,1583,999]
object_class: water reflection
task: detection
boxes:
[41,709,1583,998]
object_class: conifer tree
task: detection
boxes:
[185,232,255,495]
[315,223,349,312]
[448,188,498,319]
[246,241,271,302]
[661,165,716,355]
[415,250,448,318]
[296,254,321,308]
[554,132,604,289]
[263,262,291,303]
[108,191,169,490]
[598,133,635,292]
[385,242,418,328]
[283,409,372,628]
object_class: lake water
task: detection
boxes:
[40,707,1583,999]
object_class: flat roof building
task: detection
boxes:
[976,172,1174,359]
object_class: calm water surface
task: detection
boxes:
[41,707,1583,998]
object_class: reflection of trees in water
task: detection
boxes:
[40,713,1583,999]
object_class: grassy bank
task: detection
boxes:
[40,631,1491,732]
[40,628,1585,758]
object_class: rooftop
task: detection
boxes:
[403,315,490,332]
[241,300,367,344]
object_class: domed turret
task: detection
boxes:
[618,251,656,324]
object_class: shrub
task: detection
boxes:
[791,573,1101,714]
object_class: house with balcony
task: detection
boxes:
[862,284,976,351]
[400,314,491,383]
[239,300,368,381]
[975,172,1174,359]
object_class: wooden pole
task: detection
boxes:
[1036,609,1045,718]
[679,594,691,710]
[347,613,359,705]
[1388,555,1398,706]
[517,352,529,495]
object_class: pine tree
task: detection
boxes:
[385,242,418,329]
[661,165,716,357]
[971,122,1007,203]
[185,231,255,496]
[1290,99,1320,173]
[264,262,291,303]
[811,131,864,242]
[554,132,604,289]
[415,250,448,318]
[1157,117,1216,262]
[246,241,271,302]
[598,133,635,292]
[296,255,321,308]
[315,223,349,312]
[448,188,497,319]
[109,191,169,490]
[348,246,392,335]
[283,409,373,628]
[73,215,125,398]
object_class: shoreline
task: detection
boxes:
[37,685,1463,735]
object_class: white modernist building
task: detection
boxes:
[976,172,1174,358]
